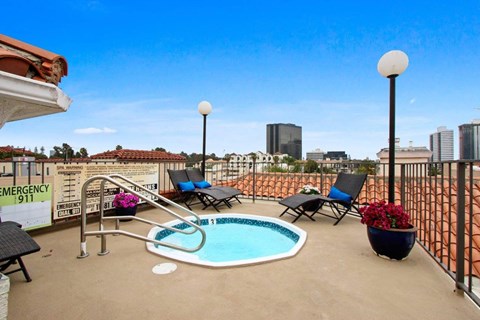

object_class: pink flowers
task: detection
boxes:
[113,192,139,208]
[360,201,411,230]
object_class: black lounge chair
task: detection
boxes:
[167,169,232,212]
[0,221,41,282]
[279,172,367,225]
[186,168,242,207]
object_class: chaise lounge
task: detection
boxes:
[186,168,242,207]
[168,169,241,212]
[0,220,41,282]
[279,172,367,225]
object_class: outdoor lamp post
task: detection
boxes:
[377,50,409,204]
[198,100,212,176]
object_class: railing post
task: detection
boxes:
[252,158,256,203]
[456,161,466,295]
[400,164,406,207]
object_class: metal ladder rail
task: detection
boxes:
[77,175,206,258]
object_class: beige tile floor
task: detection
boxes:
[5,200,480,320]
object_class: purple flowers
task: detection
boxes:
[113,192,139,208]
[360,201,411,230]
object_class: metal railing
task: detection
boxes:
[189,159,479,306]
[77,174,206,258]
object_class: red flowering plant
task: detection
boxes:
[112,192,139,208]
[360,201,411,230]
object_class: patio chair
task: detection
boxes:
[279,172,367,225]
[0,220,41,282]
[167,169,232,212]
[186,168,242,207]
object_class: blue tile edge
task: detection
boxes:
[155,217,300,243]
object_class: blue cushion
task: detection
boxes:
[193,180,212,189]
[328,186,352,203]
[178,181,195,191]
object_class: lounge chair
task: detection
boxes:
[279,172,367,225]
[186,168,242,207]
[0,220,41,282]
[167,169,233,212]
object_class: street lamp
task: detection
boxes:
[198,100,212,176]
[377,50,409,203]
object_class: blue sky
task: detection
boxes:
[1,1,480,159]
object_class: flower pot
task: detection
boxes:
[302,199,321,212]
[367,224,417,260]
[115,206,137,221]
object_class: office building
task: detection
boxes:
[430,126,454,161]
[266,123,302,160]
[306,148,324,161]
[325,151,349,160]
[459,120,480,160]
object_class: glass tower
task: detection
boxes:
[266,123,302,160]
[459,122,480,160]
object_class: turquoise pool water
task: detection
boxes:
[146,214,307,267]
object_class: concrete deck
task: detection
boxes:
[6,200,480,320]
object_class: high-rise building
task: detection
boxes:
[266,123,302,160]
[429,126,454,161]
[459,120,480,160]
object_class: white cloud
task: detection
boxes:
[74,127,117,134]
[410,98,416,104]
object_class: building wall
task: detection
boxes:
[377,146,433,176]
[266,123,302,160]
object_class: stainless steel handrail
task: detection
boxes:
[77,174,206,258]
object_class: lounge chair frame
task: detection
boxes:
[167,169,234,212]
[279,172,367,225]
[0,221,41,282]
[186,168,242,207]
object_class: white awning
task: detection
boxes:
[0,70,72,128]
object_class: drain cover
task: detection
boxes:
[152,263,177,275]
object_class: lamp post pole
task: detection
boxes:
[201,113,207,176]
[377,50,409,204]
[388,75,397,204]
[198,101,212,177]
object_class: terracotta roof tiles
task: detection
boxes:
[0,146,36,156]
[90,149,185,162]
[0,34,68,85]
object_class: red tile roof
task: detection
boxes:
[0,34,68,85]
[0,146,36,156]
[90,149,185,162]
[36,158,91,163]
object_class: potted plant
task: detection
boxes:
[360,201,417,260]
[299,185,320,195]
[298,185,321,212]
[113,192,139,220]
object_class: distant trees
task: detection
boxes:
[178,151,220,164]
[77,147,88,158]
[115,145,123,150]
[356,160,377,175]
[304,160,319,173]
[51,143,89,160]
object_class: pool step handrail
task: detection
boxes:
[77,174,206,258]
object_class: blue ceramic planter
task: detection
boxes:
[115,206,137,221]
[367,224,417,260]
